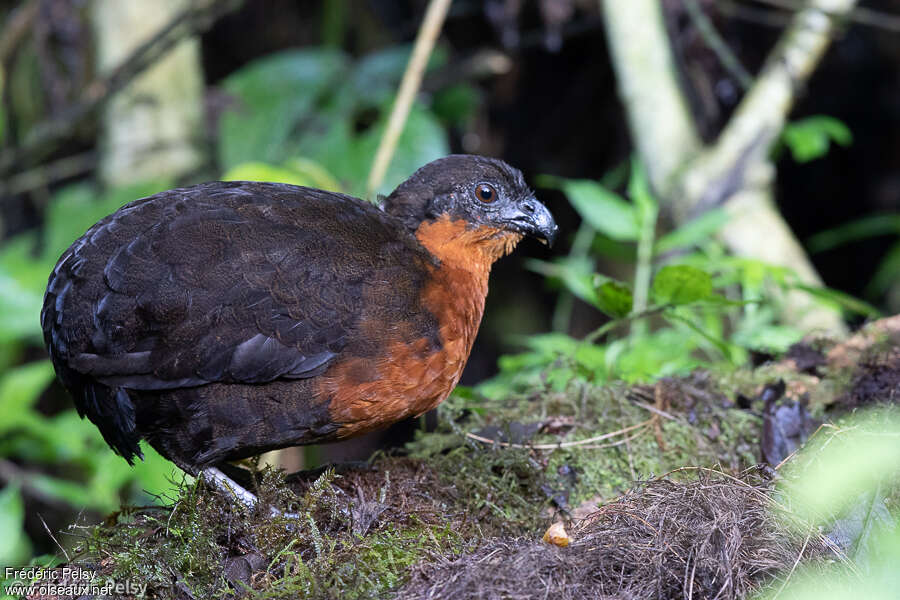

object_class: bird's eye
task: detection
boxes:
[475,183,497,203]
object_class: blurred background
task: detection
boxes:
[0,0,898,565]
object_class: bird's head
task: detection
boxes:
[383,155,558,262]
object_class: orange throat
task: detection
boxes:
[327,216,522,437]
[414,215,524,273]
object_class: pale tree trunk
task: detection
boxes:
[602,0,857,335]
[91,0,205,186]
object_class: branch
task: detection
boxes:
[749,0,900,33]
[0,151,95,196]
[601,0,703,195]
[366,0,452,200]
[0,0,242,176]
[679,0,858,216]
[0,0,38,65]
[683,0,754,91]
[602,0,852,333]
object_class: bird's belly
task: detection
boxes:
[322,334,470,438]
[322,261,487,438]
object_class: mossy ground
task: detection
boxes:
[59,321,899,599]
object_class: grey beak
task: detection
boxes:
[503,197,559,247]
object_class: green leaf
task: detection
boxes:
[354,104,449,198]
[294,102,448,198]
[626,158,657,218]
[219,49,349,169]
[285,157,342,192]
[782,115,852,162]
[0,485,29,565]
[655,208,729,254]
[866,240,900,298]
[432,84,481,127]
[807,214,900,253]
[340,44,447,107]
[784,414,900,522]
[543,177,639,241]
[795,284,882,318]
[223,161,321,188]
[666,312,736,361]
[610,328,706,382]
[0,361,54,435]
[594,278,633,318]
[651,265,714,305]
[0,259,46,343]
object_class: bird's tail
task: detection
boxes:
[63,366,144,464]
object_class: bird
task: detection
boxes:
[41,154,557,503]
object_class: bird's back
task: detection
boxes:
[41,181,438,468]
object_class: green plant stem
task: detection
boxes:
[365,0,451,199]
[582,305,670,345]
[631,201,657,336]
[682,0,753,91]
[552,222,596,332]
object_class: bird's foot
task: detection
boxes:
[199,467,299,519]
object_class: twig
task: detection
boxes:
[770,533,810,599]
[633,400,680,423]
[682,0,754,91]
[582,305,671,345]
[0,0,242,175]
[719,1,794,28]
[1,151,96,196]
[0,0,38,64]
[39,514,71,562]
[465,419,651,450]
[747,0,900,33]
[0,458,69,509]
[365,0,452,200]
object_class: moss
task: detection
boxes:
[71,348,896,599]
[73,460,475,599]
[416,372,764,508]
[83,478,233,597]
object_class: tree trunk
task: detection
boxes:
[602,0,857,334]
[91,0,205,186]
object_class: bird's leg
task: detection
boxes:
[200,467,259,509]
[199,467,300,519]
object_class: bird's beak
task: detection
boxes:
[502,197,559,247]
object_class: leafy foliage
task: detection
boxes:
[807,214,900,302]
[218,47,452,198]
[0,181,182,563]
[756,413,900,600]
[781,115,853,163]
[497,159,876,395]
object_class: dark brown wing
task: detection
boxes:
[41,181,434,461]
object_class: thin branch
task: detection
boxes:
[770,533,810,599]
[0,151,96,196]
[38,514,71,562]
[366,0,452,200]
[682,0,754,91]
[748,0,900,33]
[0,0,38,64]
[0,0,242,176]
[602,0,703,194]
[679,0,858,214]
[465,419,651,450]
[0,458,69,509]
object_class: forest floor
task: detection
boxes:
[29,316,900,600]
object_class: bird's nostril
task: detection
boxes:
[523,202,535,213]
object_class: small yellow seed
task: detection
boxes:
[542,522,570,547]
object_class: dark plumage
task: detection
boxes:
[41,155,557,474]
